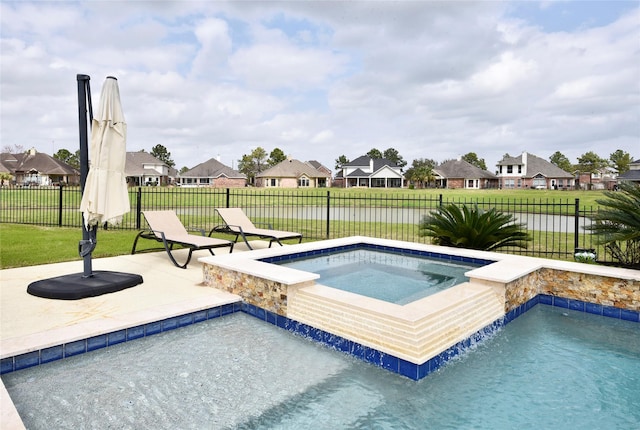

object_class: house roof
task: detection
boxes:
[125,151,167,176]
[182,158,246,179]
[497,152,573,178]
[344,155,399,171]
[617,170,640,180]
[433,159,497,179]
[345,168,369,177]
[257,159,330,178]
[0,151,78,176]
[306,160,331,173]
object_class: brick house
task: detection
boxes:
[179,157,246,188]
[496,152,574,190]
[433,158,498,189]
[0,148,79,186]
[256,158,330,188]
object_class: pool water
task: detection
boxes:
[278,249,478,304]
[3,306,639,429]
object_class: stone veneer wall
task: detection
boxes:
[504,268,640,312]
[203,265,312,316]
[537,268,640,311]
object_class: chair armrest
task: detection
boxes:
[253,221,274,229]
[186,227,206,236]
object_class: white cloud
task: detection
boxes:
[1,1,638,173]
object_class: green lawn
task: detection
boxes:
[0,224,137,269]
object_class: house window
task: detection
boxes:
[372,178,386,187]
[518,165,522,174]
[388,178,402,188]
[200,178,210,184]
[499,166,503,174]
[504,179,515,188]
[467,179,474,188]
[298,178,309,187]
[517,179,522,188]
[507,165,513,174]
[533,177,546,188]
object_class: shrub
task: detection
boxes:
[585,182,640,268]
[418,203,530,251]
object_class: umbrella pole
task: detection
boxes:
[77,74,95,278]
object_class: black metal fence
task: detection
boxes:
[0,185,602,262]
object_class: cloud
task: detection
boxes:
[1,1,638,173]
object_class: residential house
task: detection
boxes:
[617,159,640,185]
[125,151,169,186]
[306,160,332,179]
[334,155,404,188]
[496,152,574,190]
[433,158,498,189]
[576,168,617,190]
[256,158,330,188]
[180,157,246,188]
[0,148,79,186]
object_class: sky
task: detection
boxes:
[1,1,638,174]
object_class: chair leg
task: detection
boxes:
[131,231,145,255]
[159,235,190,269]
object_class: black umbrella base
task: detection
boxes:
[27,271,143,300]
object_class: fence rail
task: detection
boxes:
[0,185,603,262]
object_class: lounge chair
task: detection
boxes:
[131,210,234,268]
[212,207,302,250]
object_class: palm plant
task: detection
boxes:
[585,182,640,268]
[418,203,530,251]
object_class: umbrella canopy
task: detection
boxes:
[79,76,130,227]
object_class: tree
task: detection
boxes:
[419,204,530,251]
[335,155,349,170]
[383,148,407,168]
[367,148,383,159]
[404,158,436,188]
[549,151,573,173]
[609,149,633,175]
[0,172,12,186]
[179,166,189,174]
[576,151,608,187]
[2,144,24,153]
[150,144,175,168]
[585,182,640,268]
[461,152,487,171]
[238,147,268,185]
[268,148,287,167]
[53,148,80,169]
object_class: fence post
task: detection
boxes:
[58,183,64,227]
[326,190,331,239]
[439,194,443,207]
[136,187,142,229]
[226,188,230,208]
[574,198,580,252]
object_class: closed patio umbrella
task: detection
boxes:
[27,75,142,300]
[79,76,130,228]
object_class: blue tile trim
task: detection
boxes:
[241,305,506,381]
[64,340,86,357]
[259,242,496,267]
[0,302,243,375]
[505,295,639,325]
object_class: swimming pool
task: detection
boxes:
[276,249,479,305]
[3,305,639,429]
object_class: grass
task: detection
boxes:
[2,219,592,269]
[0,224,136,269]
